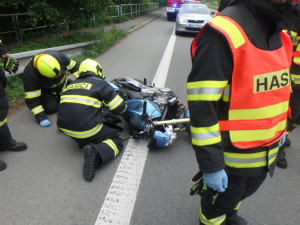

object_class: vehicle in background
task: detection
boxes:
[175,3,215,35]
[167,0,202,21]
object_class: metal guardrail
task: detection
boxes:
[0,3,159,45]
[5,41,95,77]
[106,3,159,18]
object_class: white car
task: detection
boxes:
[175,4,215,35]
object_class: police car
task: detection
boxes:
[175,3,215,35]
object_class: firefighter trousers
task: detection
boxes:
[0,79,12,146]
[73,124,124,164]
[199,174,267,225]
[40,89,60,114]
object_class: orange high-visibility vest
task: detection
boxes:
[192,16,293,149]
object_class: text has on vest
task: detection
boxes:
[254,69,290,93]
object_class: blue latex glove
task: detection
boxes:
[279,133,286,147]
[203,169,228,192]
[40,119,51,127]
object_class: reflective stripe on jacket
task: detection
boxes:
[292,39,300,65]
[291,40,300,86]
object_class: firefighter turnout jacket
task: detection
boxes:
[0,39,8,56]
[290,31,300,87]
[286,19,300,132]
[22,50,79,123]
[57,72,126,140]
[0,39,13,145]
[0,39,8,93]
[0,39,8,135]
[187,0,293,177]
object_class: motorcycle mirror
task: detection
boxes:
[142,100,148,121]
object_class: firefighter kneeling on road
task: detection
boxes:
[22,50,79,127]
[57,59,127,182]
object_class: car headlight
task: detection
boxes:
[178,17,186,23]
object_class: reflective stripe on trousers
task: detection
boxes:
[59,123,103,139]
[200,206,226,225]
[0,118,7,127]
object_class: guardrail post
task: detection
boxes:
[12,15,21,45]
[92,13,95,23]
[120,4,123,16]
[130,4,132,17]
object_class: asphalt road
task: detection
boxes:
[0,8,299,225]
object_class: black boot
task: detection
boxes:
[0,159,7,171]
[0,139,27,152]
[276,147,287,169]
[82,145,101,182]
[227,211,247,225]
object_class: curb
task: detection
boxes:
[127,12,165,33]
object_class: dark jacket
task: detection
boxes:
[0,39,8,56]
[187,0,293,177]
[22,50,79,122]
[57,72,126,139]
[0,39,8,95]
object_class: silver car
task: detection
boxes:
[175,4,215,35]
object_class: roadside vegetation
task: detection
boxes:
[5,28,127,103]
[0,0,165,104]
[2,0,220,104]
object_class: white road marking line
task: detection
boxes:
[95,27,176,225]
[152,28,177,87]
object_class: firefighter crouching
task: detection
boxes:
[56,59,127,182]
[22,50,79,127]
[0,39,27,171]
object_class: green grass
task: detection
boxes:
[5,28,127,103]
[5,74,25,102]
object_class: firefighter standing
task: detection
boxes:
[57,59,127,182]
[276,0,300,168]
[187,0,295,224]
[0,39,27,171]
[22,50,79,127]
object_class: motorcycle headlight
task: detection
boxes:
[129,115,140,127]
